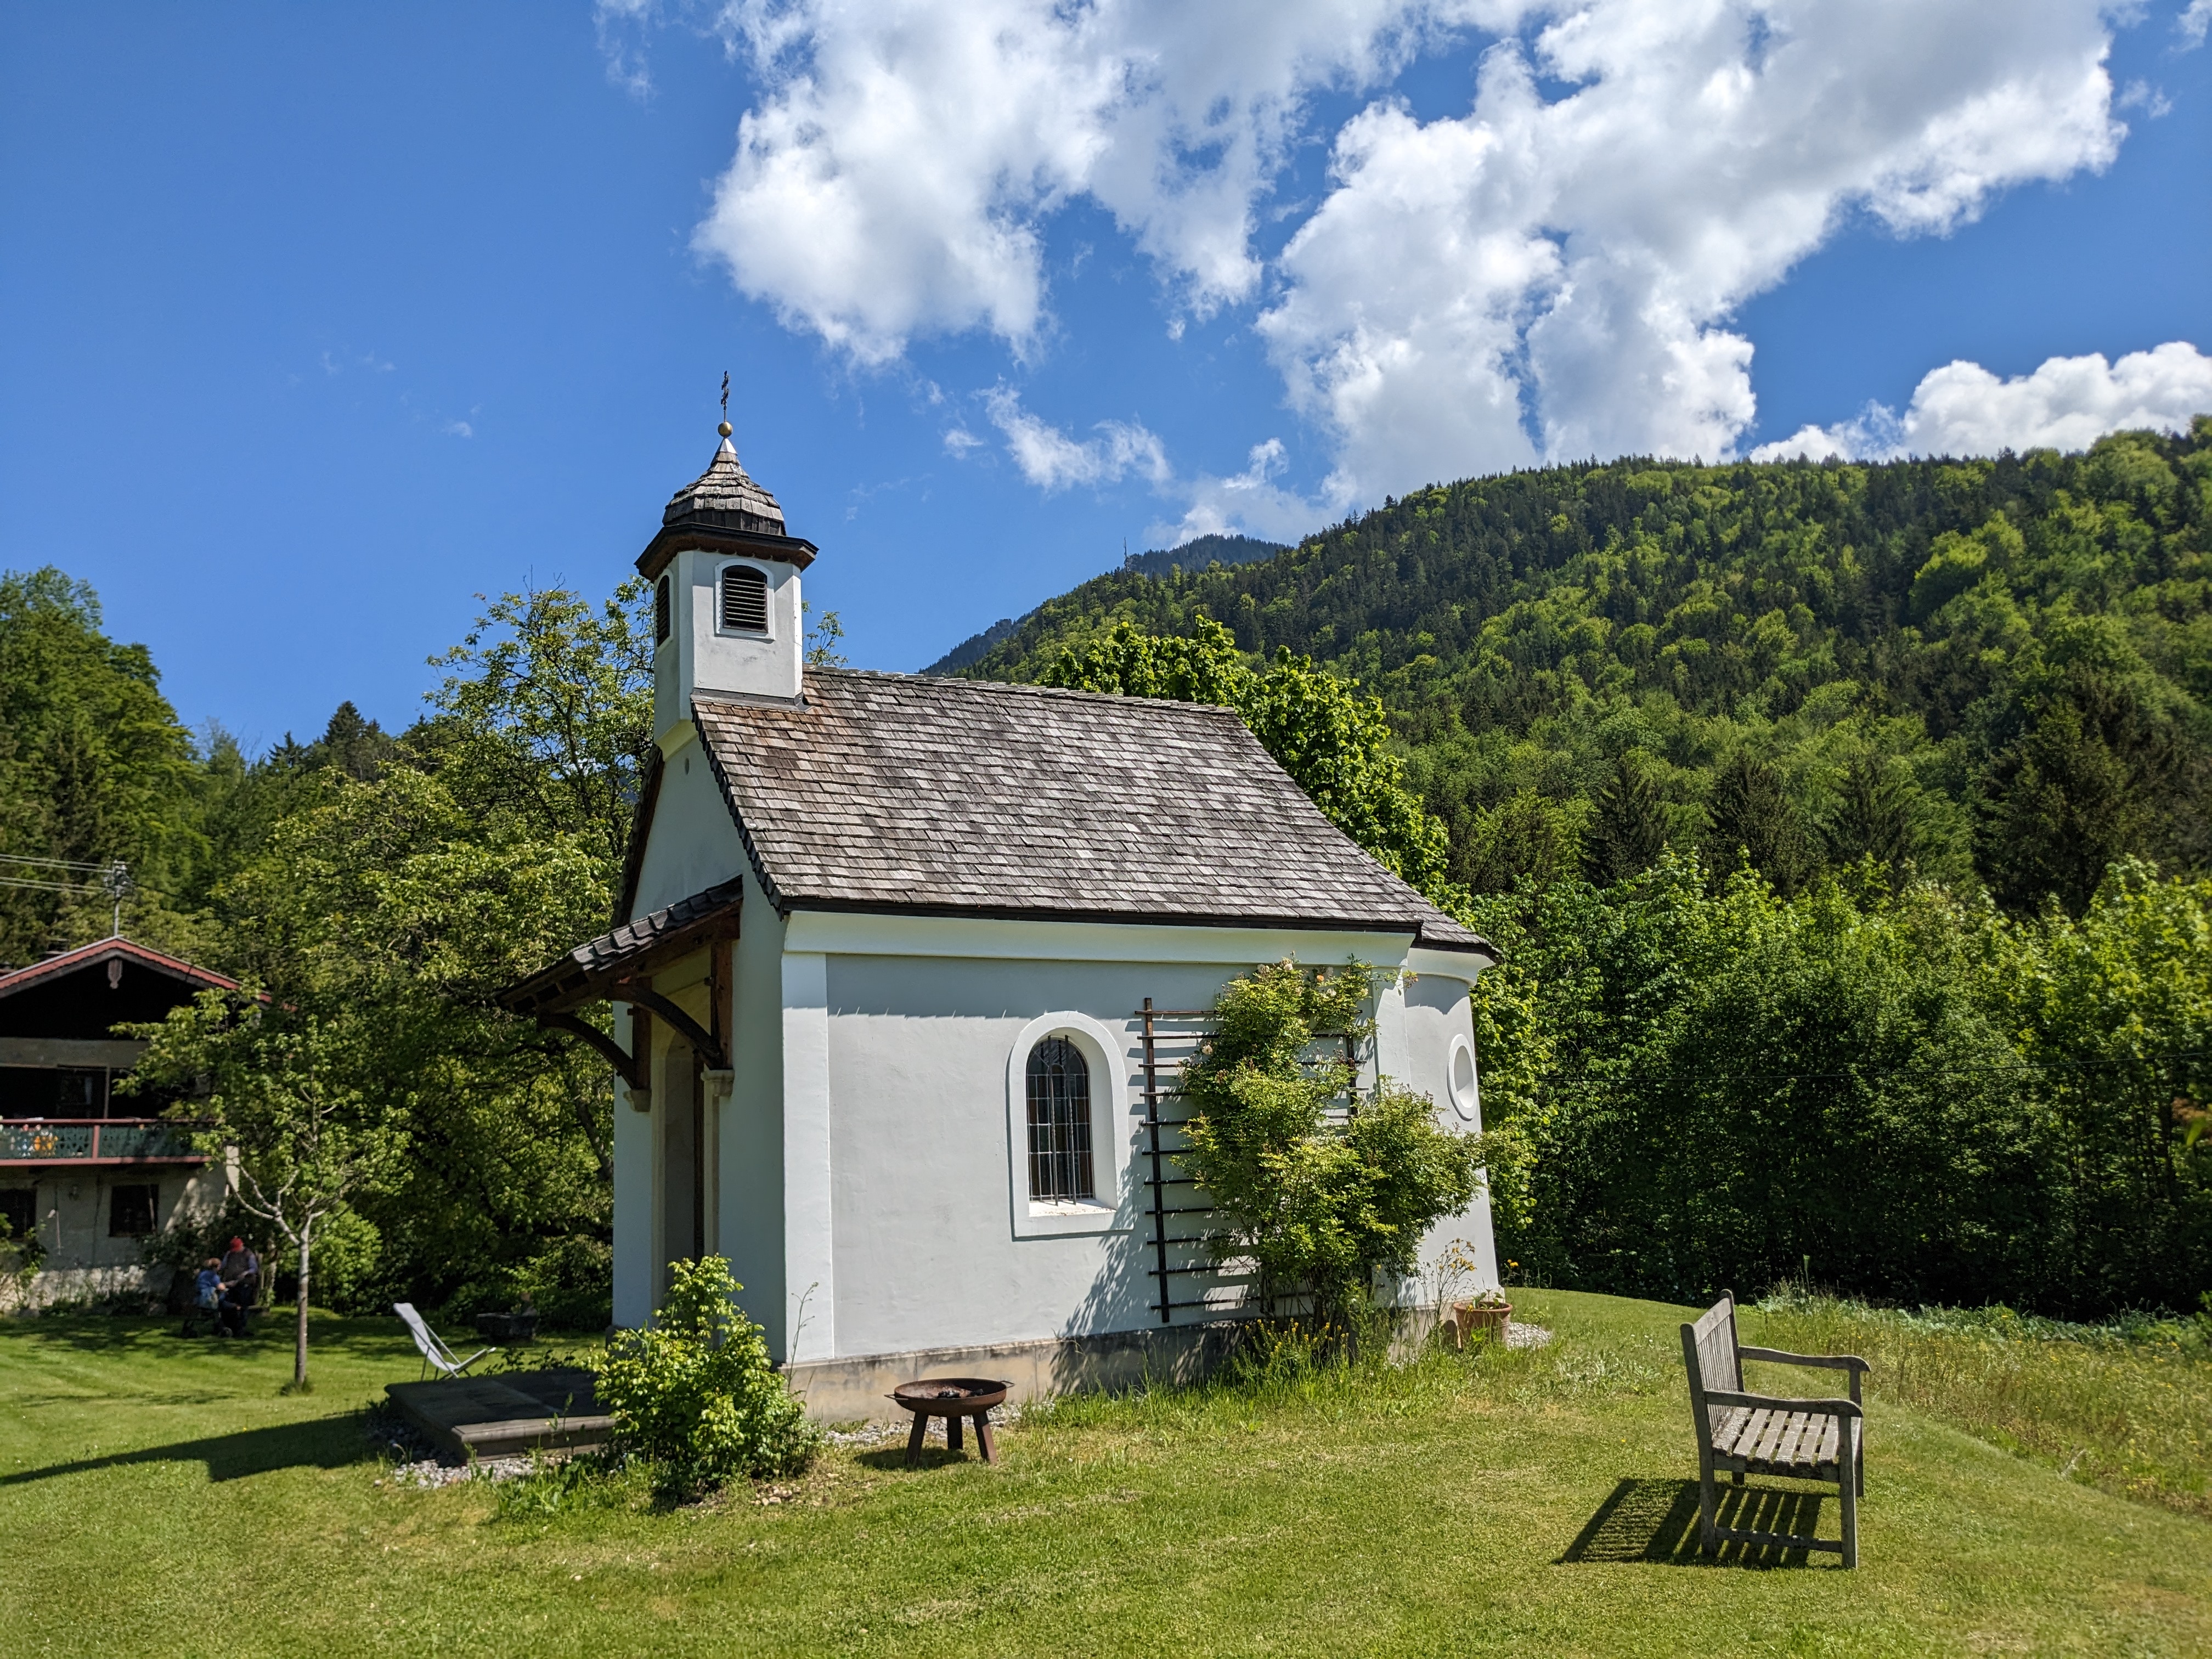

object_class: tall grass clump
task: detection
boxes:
[1753,1290,2212,1519]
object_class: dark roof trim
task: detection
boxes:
[499,879,744,1017]
[636,523,819,583]
[780,894,1497,956]
[612,746,664,928]
[0,937,241,1001]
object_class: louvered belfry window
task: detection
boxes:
[653,576,670,644]
[1026,1036,1095,1203]
[720,564,769,633]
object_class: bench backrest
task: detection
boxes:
[1679,1291,1742,1432]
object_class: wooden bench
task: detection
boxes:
[1681,1291,1869,1567]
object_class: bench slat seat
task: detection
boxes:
[1680,1293,1870,1567]
[1713,1404,1842,1477]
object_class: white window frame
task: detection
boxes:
[1446,1032,1481,1122]
[1004,1010,1135,1239]
[714,560,776,640]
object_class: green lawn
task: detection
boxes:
[2,1290,2205,1658]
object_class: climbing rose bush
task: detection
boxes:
[596,1256,821,1495]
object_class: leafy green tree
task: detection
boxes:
[415,580,652,873]
[0,567,204,961]
[1177,960,1480,1323]
[171,583,652,1322]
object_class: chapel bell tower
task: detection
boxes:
[637,403,818,745]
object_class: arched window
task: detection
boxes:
[720,564,769,633]
[653,575,670,644]
[1025,1036,1094,1203]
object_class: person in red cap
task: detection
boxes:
[217,1235,261,1338]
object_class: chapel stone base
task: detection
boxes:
[784,1306,1449,1423]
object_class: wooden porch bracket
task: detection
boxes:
[539,1011,646,1092]
[613,984,727,1072]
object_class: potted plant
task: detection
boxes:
[1444,1285,1511,1349]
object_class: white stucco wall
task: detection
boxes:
[795,918,1499,1362]
[633,728,750,919]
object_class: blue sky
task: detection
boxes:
[2,2,2207,748]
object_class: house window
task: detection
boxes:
[720,564,769,633]
[654,575,671,644]
[1026,1036,1095,1203]
[109,1183,159,1237]
[0,1188,33,1243]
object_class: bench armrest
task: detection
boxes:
[1701,1387,1863,1420]
[1739,1345,1870,1374]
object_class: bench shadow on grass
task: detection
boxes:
[0,1415,371,1487]
[1559,1479,1835,1569]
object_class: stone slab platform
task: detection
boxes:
[386,1367,611,1460]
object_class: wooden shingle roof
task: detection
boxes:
[690,669,1493,956]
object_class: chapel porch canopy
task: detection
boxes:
[497,878,743,1081]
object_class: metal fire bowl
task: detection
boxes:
[890,1377,1011,1413]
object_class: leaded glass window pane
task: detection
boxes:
[1025,1036,1094,1203]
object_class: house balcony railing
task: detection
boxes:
[0,1118,213,1167]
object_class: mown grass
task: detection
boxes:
[1751,1291,2212,1521]
[0,1290,2205,1657]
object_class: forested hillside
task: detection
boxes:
[960,423,2212,913]
[925,532,1285,673]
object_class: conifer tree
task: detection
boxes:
[1584,751,1671,886]
[1705,751,1813,894]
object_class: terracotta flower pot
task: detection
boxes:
[1444,1300,1511,1349]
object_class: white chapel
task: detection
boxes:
[503,426,1503,1413]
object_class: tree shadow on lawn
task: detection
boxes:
[0,1414,373,1486]
[1559,1478,1839,1569]
[2,1313,411,1361]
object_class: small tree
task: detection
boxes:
[128,990,401,1391]
[1177,960,1481,1327]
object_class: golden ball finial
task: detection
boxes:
[718,420,733,439]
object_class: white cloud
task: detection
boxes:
[1750,341,2212,460]
[2117,77,2173,115]
[941,427,983,457]
[1152,439,1333,546]
[973,394,1326,541]
[649,1,2134,501]
[1262,1,2126,497]
[442,419,475,439]
[2179,0,2211,48]
[687,0,1456,363]
[983,387,1171,491]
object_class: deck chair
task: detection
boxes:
[1681,1291,1870,1567]
[394,1302,494,1380]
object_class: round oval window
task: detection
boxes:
[1448,1036,1479,1121]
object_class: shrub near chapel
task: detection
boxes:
[1178,960,1481,1324]
[596,1256,821,1496]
